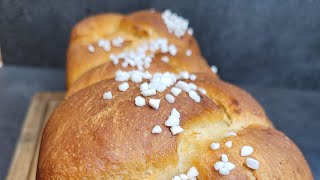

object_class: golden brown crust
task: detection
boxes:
[67,10,204,88]
[39,78,219,179]
[66,52,212,97]
[195,74,270,123]
[67,13,124,87]
[37,72,313,179]
[191,126,313,179]
[122,10,201,55]
[39,9,312,179]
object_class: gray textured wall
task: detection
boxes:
[1,0,320,90]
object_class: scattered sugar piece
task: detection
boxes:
[140,82,149,92]
[152,125,162,134]
[170,126,184,135]
[141,89,156,97]
[110,54,119,65]
[103,44,111,52]
[225,131,237,137]
[115,70,130,82]
[88,44,95,53]
[186,49,192,56]
[160,45,169,53]
[241,146,254,157]
[149,99,161,110]
[171,108,181,118]
[179,174,188,180]
[144,63,151,69]
[111,58,119,65]
[165,115,180,127]
[187,28,193,35]
[165,94,175,103]
[210,143,220,150]
[211,65,218,73]
[187,166,199,179]
[137,66,144,72]
[143,71,152,79]
[179,71,190,79]
[156,84,166,92]
[221,154,228,163]
[219,167,230,176]
[135,96,146,107]
[121,62,128,68]
[198,88,207,95]
[176,81,191,92]
[224,162,236,171]
[188,90,201,103]
[189,74,197,81]
[148,82,159,90]
[246,158,259,170]
[103,91,112,100]
[172,176,181,180]
[171,87,182,96]
[168,44,178,56]
[128,60,136,67]
[112,37,124,47]
[225,141,232,148]
[189,83,197,90]
[214,161,224,171]
[98,39,106,47]
[161,56,169,63]
[160,44,169,53]
[131,72,143,83]
[109,54,118,60]
[118,82,129,92]
[98,39,111,52]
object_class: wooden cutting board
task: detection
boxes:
[6,92,64,180]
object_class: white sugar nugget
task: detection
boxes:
[149,99,161,110]
[165,115,180,127]
[187,166,199,179]
[210,143,220,150]
[135,96,146,106]
[151,125,162,134]
[170,126,184,135]
[241,146,254,157]
[165,94,175,103]
[119,82,129,91]
[88,44,95,53]
[246,158,259,170]
[103,91,112,100]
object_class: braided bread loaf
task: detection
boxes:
[38,10,312,179]
[66,10,208,89]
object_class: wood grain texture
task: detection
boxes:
[6,92,64,180]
